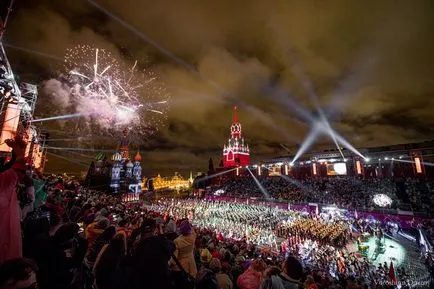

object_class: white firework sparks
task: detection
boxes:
[62,45,169,138]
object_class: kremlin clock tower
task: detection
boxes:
[222,106,250,167]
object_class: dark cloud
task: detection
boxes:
[3,0,434,175]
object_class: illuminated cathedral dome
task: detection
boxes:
[134,151,142,162]
[126,160,134,168]
[111,152,122,162]
[95,152,105,161]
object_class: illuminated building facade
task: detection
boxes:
[85,129,142,193]
[149,173,193,191]
[109,128,142,193]
[222,106,250,167]
[256,140,434,179]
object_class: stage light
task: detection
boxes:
[414,157,423,174]
[356,160,362,174]
[289,163,294,167]
[385,157,389,160]
[334,163,347,175]
[373,194,393,207]
[365,158,370,162]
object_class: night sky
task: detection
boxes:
[2,0,434,175]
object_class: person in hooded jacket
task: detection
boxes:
[0,138,27,263]
[237,259,266,289]
[170,220,198,278]
[93,232,127,289]
[83,225,116,289]
[260,256,303,289]
[125,218,175,289]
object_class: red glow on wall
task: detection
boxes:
[32,144,43,169]
[0,103,20,152]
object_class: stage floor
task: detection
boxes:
[361,236,406,267]
[347,234,431,288]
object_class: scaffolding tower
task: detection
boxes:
[0,0,45,170]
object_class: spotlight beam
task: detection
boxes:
[87,0,297,143]
[46,146,116,153]
[30,113,90,123]
[61,150,99,159]
[246,167,270,199]
[393,159,434,167]
[285,49,345,159]
[3,43,63,61]
[266,86,365,162]
[199,168,238,182]
[291,126,320,164]
[47,152,90,167]
[262,166,312,194]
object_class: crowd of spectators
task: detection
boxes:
[0,180,430,289]
[404,178,434,215]
[0,140,432,289]
[216,176,434,216]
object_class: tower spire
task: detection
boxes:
[233,106,238,123]
[223,106,250,168]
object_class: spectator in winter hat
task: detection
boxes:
[237,259,265,289]
[170,220,197,278]
[179,219,192,235]
[209,258,233,289]
[201,248,213,264]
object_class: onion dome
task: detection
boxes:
[95,152,105,161]
[126,160,134,168]
[111,152,122,162]
[134,151,142,162]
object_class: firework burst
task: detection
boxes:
[61,45,169,139]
